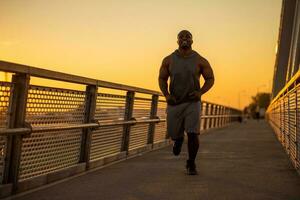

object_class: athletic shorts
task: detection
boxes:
[166,101,201,140]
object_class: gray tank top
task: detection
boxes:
[168,49,201,104]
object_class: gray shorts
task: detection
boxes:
[166,101,201,140]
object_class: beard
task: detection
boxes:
[180,40,191,49]
[181,44,191,50]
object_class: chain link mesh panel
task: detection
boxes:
[90,125,123,161]
[20,129,82,180]
[0,82,10,183]
[268,84,300,170]
[284,96,290,154]
[269,101,281,139]
[289,89,297,166]
[129,123,149,150]
[0,82,10,128]
[157,100,167,119]
[155,99,167,141]
[20,85,85,180]
[26,85,86,126]
[132,97,151,119]
[154,122,166,143]
[89,93,126,161]
[95,93,126,121]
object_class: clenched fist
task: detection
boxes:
[165,94,177,105]
[188,90,202,101]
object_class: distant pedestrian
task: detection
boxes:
[255,106,260,121]
[158,30,214,175]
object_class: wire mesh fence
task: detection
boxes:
[267,74,300,171]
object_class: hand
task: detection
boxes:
[165,94,177,105]
[188,90,201,101]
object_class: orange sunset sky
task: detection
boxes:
[0,0,282,109]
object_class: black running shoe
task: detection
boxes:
[172,137,184,156]
[186,160,198,175]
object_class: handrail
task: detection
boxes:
[0,114,240,137]
[269,70,300,106]
[0,60,161,95]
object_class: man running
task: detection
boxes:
[158,30,214,175]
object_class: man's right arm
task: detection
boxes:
[158,56,170,97]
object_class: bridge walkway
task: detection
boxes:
[11,121,300,200]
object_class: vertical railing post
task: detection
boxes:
[219,106,222,126]
[3,74,30,192]
[223,107,226,124]
[206,103,210,129]
[221,106,223,125]
[121,91,135,153]
[147,95,158,145]
[200,102,205,130]
[212,105,216,128]
[80,85,97,169]
[212,105,216,127]
[213,104,217,127]
[215,105,219,127]
[204,103,209,130]
[227,108,230,123]
[208,104,214,128]
[226,107,228,124]
[221,106,225,127]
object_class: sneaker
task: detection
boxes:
[172,137,184,156]
[186,160,198,175]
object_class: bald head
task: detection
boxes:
[177,30,193,39]
[177,30,193,50]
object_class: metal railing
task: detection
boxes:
[0,60,241,195]
[267,70,300,172]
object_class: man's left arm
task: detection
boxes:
[199,58,214,96]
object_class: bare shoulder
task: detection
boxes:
[162,54,172,66]
[194,51,210,67]
[159,54,172,79]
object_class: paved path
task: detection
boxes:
[11,121,300,200]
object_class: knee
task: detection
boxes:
[187,132,199,138]
[187,132,199,142]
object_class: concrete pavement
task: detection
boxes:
[10,120,300,200]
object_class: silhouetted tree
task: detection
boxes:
[244,92,271,118]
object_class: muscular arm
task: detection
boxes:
[158,56,171,97]
[200,57,214,95]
